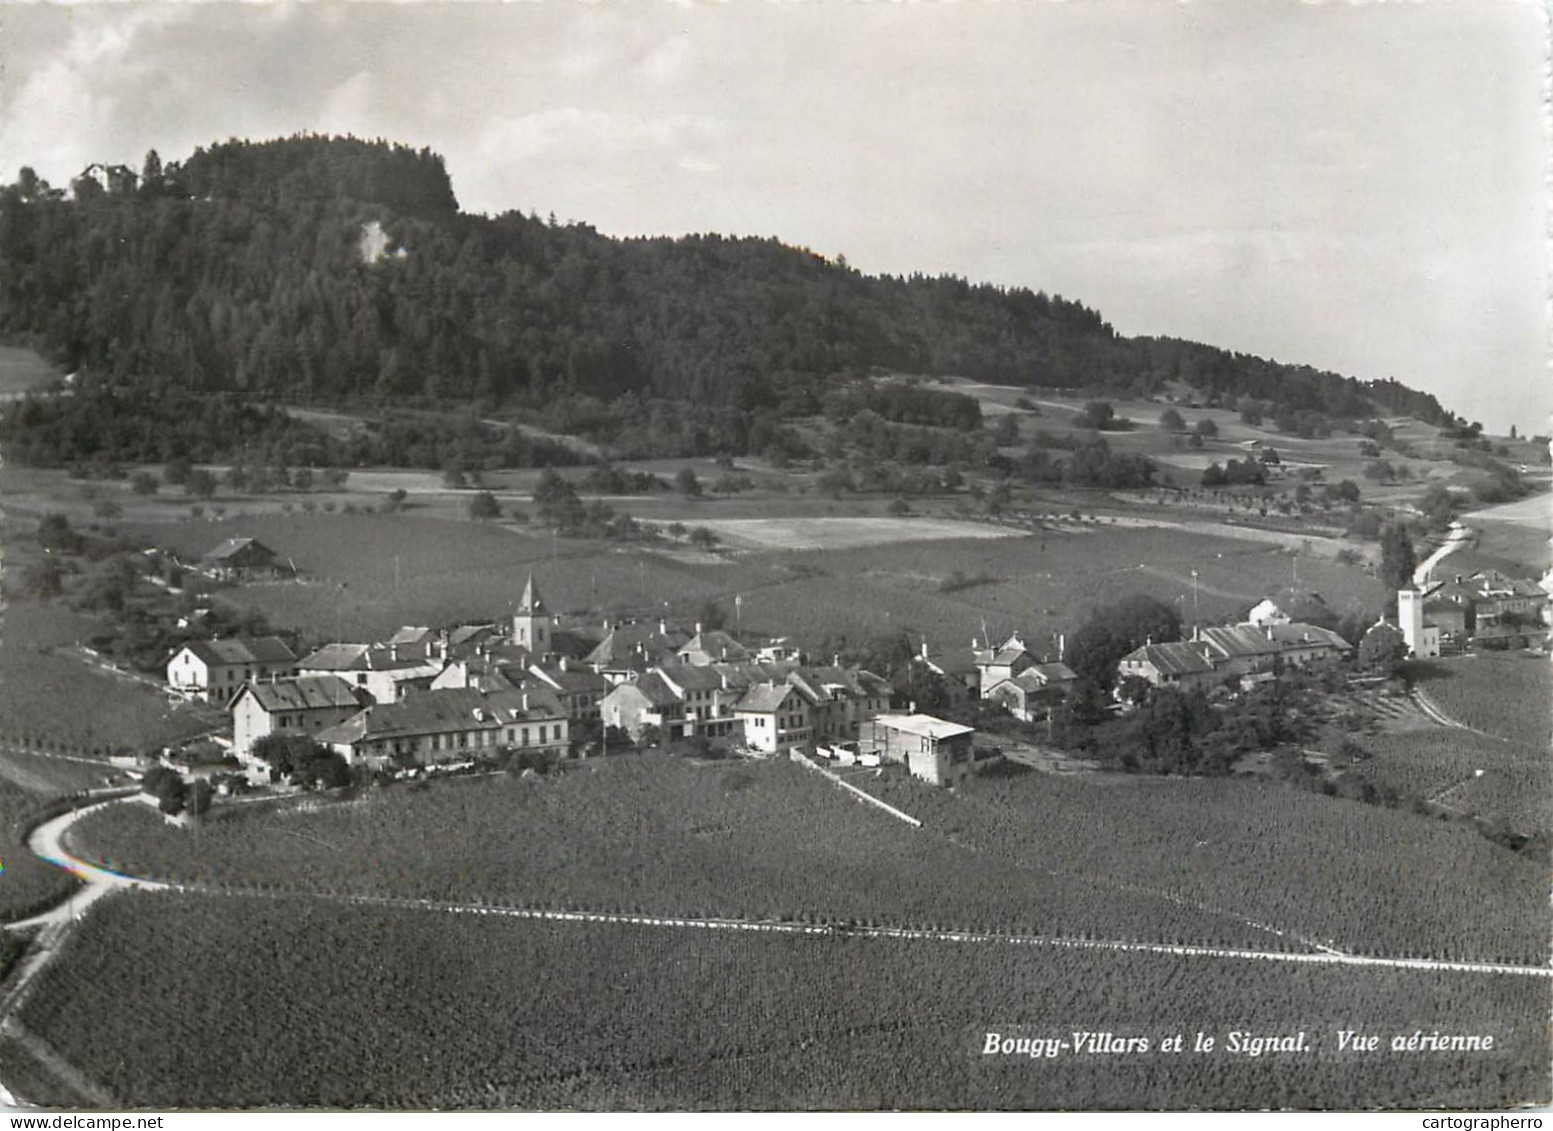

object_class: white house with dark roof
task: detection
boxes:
[297,642,443,703]
[167,636,299,701]
[230,675,372,758]
[974,633,1037,695]
[982,662,1077,721]
[734,681,811,754]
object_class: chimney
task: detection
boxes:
[920,640,930,660]
[659,618,668,635]
[695,622,703,635]
[1058,633,1065,660]
[390,643,398,662]
[521,691,528,711]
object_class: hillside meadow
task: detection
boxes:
[113,511,1386,652]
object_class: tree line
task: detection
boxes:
[0,135,1454,468]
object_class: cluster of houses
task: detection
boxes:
[167,573,957,785]
[1397,569,1551,659]
[163,534,1553,791]
[1114,600,1353,695]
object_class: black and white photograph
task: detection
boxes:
[0,0,1548,1115]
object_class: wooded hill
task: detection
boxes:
[0,135,1450,465]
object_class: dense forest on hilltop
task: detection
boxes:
[0,135,1450,466]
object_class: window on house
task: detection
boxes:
[521,727,529,746]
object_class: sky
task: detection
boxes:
[0,0,1547,433]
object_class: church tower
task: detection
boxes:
[513,573,553,656]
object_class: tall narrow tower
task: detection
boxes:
[513,573,553,656]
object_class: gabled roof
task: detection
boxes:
[586,622,690,667]
[710,661,801,689]
[323,686,567,745]
[298,643,372,671]
[1121,641,1216,676]
[1199,625,1282,659]
[201,537,275,563]
[736,682,799,714]
[985,645,1034,667]
[178,636,297,667]
[235,675,369,713]
[623,671,683,710]
[678,630,750,662]
[1024,662,1077,685]
[654,662,724,694]
[387,626,435,645]
[448,624,498,647]
[527,666,609,695]
[921,647,979,677]
[1265,623,1351,651]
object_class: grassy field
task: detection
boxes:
[110,511,1385,654]
[0,347,62,397]
[70,752,1547,964]
[15,891,1547,1110]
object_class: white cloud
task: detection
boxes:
[638,35,692,84]
[477,108,724,164]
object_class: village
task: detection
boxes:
[155,531,1553,801]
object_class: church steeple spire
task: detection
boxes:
[518,573,544,615]
[513,573,552,656]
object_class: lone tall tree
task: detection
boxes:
[1379,524,1417,592]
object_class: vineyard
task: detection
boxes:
[0,603,219,753]
[14,892,1548,1109]
[0,780,81,922]
[70,757,1289,951]
[1414,654,1553,749]
[1353,729,1550,834]
[67,753,1547,963]
[840,770,1547,965]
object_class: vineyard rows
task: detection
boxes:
[15,892,1548,1110]
[69,759,1299,953]
[66,753,1549,964]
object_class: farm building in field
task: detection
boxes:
[167,636,299,701]
[199,537,289,580]
[983,662,1077,722]
[859,714,977,787]
[230,675,372,759]
[315,686,569,769]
